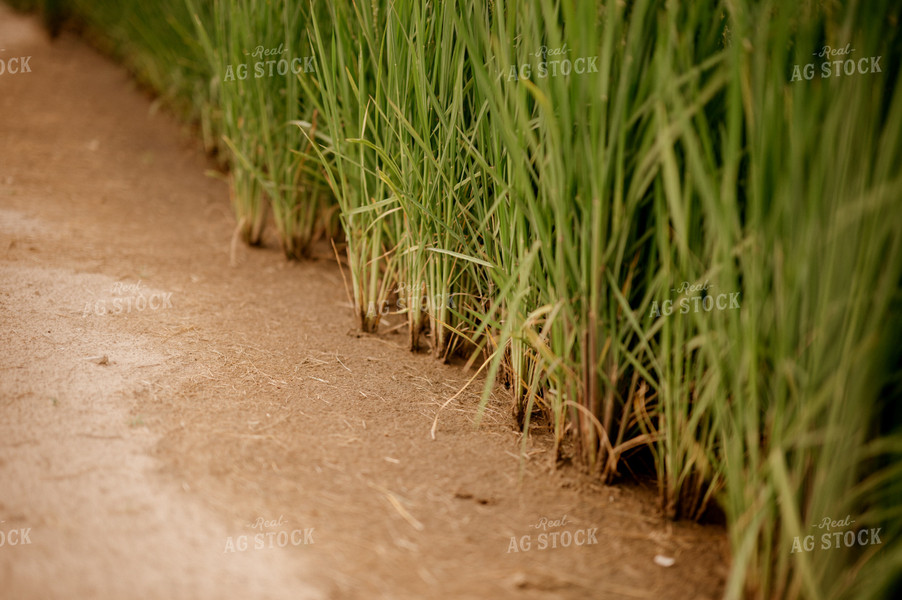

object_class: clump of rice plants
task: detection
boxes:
[621,0,902,596]
[363,0,490,355]
[302,0,403,332]
[454,0,662,483]
[189,0,330,254]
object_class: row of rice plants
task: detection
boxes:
[301,1,901,597]
[298,1,902,595]
[22,0,901,596]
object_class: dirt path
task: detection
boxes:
[0,6,728,599]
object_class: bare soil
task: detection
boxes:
[0,6,729,599]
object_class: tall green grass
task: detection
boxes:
[189,0,330,253]
[378,0,480,355]
[301,0,403,331]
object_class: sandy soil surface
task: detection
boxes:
[0,5,729,599]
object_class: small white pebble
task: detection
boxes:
[654,555,676,568]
